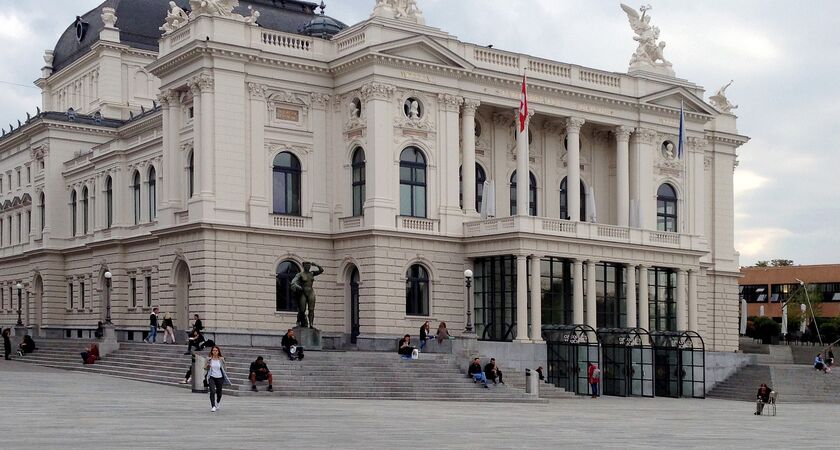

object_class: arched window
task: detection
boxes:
[657,183,678,232]
[70,190,77,236]
[148,166,157,221]
[405,263,430,316]
[399,147,427,218]
[509,170,537,216]
[276,260,301,311]
[187,151,195,198]
[559,177,587,221]
[132,171,141,225]
[272,152,301,216]
[39,192,45,232]
[459,163,487,212]
[81,186,89,234]
[105,176,113,228]
[351,148,365,216]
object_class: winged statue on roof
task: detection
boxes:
[620,4,673,74]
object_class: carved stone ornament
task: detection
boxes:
[492,112,513,126]
[101,7,118,28]
[360,82,395,102]
[462,98,480,115]
[310,92,330,109]
[266,141,312,156]
[620,4,675,77]
[160,1,190,33]
[189,0,239,18]
[656,138,683,176]
[437,93,462,112]
[565,117,585,134]
[345,97,365,132]
[31,143,49,160]
[614,125,633,142]
[633,127,658,145]
[371,0,425,25]
[394,93,435,132]
[188,74,214,94]
[247,82,268,100]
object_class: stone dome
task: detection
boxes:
[300,2,347,39]
[51,0,328,74]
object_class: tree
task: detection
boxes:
[755,261,769,267]
[770,259,794,267]
[785,285,823,334]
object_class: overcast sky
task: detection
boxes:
[1,0,837,266]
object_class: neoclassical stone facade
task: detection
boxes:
[0,0,747,352]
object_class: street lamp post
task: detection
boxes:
[464,269,473,334]
[104,271,113,324]
[15,282,23,326]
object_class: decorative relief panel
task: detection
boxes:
[266,90,309,129]
[265,140,313,156]
[393,90,435,133]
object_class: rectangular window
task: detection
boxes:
[68,283,74,309]
[595,262,627,329]
[0,218,4,246]
[16,213,21,243]
[473,255,518,341]
[16,169,21,188]
[648,267,676,332]
[770,284,798,303]
[26,166,31,184]
[541,257,574,327]
[26,211,31,235]
[1,287,4,309]
[80,281,86,309]
[145,275,152,308]
[130,277,137,308]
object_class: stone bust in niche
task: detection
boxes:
[662,141,676,160]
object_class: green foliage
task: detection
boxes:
[754,261,769,267]
[786,286,823,328]
[770,259,794,267]
[748,316,781,343]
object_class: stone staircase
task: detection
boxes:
[11,340,545,402]
[500,366,577,399]
[706,364,772,401]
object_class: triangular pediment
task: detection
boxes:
[641,87,717,116]
[372,36,474,70]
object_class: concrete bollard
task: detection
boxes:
[192,354,207,393]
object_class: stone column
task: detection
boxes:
[626,263,637,328]
[360,82,396,227]
[515,112,530,215]
[573,259,584,324]
[565,117,584,221]
[585,259,597,328]
[157,91,172,218]
[615,126,632,227]
[111,167,125,227]
[630,128,657,229]
[438,93,463,234]
[676,268,688,330]
[542,121,562,219]
[247,83,269,227]
[461,99,479,214]
[515,254,529,341]
[198,76,215,198]
[189,81,203,197]
[529,254,542,342]
[167,93,182,210]
[310,93,331,230]
[638,265,649,330]
[688,269,698,332]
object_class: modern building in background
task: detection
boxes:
[0,0,747,360]
[740,265,840,320]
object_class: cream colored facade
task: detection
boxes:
[0,1,747,351]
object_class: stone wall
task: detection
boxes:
[705,350,755,393]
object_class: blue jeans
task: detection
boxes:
[146,326,157,343]
[472,373,488,385]
[420,339,427,351]
[590,383,599,397]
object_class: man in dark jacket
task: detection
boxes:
[192,314,203,334]
[755,383,772,415]
[484,358,504,385]
[249,356,274,392]
[144,307,159,343]
[468,357,489,388]
[281,329,304,360]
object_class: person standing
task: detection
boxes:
[205,346,231,412]
[484,358,504,385]
[145,307,159,343]
[162,312,176,344]
[419,321,431,351]
[2,328,11,360]
[587,362,601,398]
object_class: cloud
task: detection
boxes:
[736,227,794,261]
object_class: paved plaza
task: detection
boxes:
[0,361,837,449]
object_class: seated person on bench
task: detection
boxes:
[755,383,772,415]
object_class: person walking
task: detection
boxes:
[145,307,159,343]
[162,312,176,344]
[2,328,11,360]
[587,362,601,398]
[205,346,231,412]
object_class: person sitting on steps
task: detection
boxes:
[81,343,100,365]
[484,358,504,385]
[397,334,415,359]
[94,321,104,339]
[249,356,274,392]
[468,357,489,388]
[755,383,772,415]
[184,329,205,355]
[17,335,36,356]
[281,328,304,361]
[814,353,830,373]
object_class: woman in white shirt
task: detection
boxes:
[204,346,231,412]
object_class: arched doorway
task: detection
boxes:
[32,274,43,337]
[174,260,191,330]
[347,266,360,344]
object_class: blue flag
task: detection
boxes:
[677,101,685,159]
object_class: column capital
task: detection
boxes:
[462,98,480,115]
[492,111,512,126]
[247,82,268,100]
[310,92,330,109]
[437,93,463,112]
[188,74,214,94]
[633,127,658,144]
[156,90,178,108]
[565,117,585,134]
[585,259,598,265]
[615,125,633,142]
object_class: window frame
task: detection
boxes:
[399,147,428,218]
[105,176,113,228]
[272,152,302,216]
[148,166,157,221]
[405,263,430,316]
[509,170,537,216]
[132,171,141,225]
[459,163,487,212]
[351,147,366,217]
[656,183,678,232]
[559,177,586,221]
[275,260,301,312]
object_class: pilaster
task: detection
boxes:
[461,99,479,215]
[565,117,584,221]
[247,83,269,227]
[361,82,396,228]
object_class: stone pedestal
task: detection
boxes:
[98,323,120,357]
[13,325,27,348]
[293,327,322,351]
